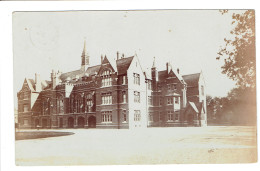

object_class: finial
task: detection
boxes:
[152,56,156,68]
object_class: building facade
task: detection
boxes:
[17,41,207,129]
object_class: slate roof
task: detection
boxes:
[59,56,134,82]
[116,56,134,75]
[182,73,200,87]
[26,78,51,91]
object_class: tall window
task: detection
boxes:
[102,92,112,105]
[133,73,140,85]
[167,97,173,105]
[174,97,179,104]
[167,110,174,121]
[123,110,127,122]
[201,85,204,96]
[173,84,177,90]
[122,75,127,85]
[75,95,83,113]
[149,112,153,122]
[23,104,29,112]
[70,95,74,113]
[101,70,112,87]
[122,91,127,103]
[175,112,179,121]
[148,96,152,106]
[134,110,141,121]
[86,93,93,112]
[102,111,112,122]
[148,80,152,90]
[57,96,64,114]
[134,91,140,103]
[159,97,163,106]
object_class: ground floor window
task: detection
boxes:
[175,112,179,121]
[102,111,112,122]
[122,110,127,122]
[134,110,141,121]
[167,110,174,121]
[23,119,28,125]
[149,112,153,122]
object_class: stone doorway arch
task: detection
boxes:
[77,117,85,128]
[88,116,96,128]
[68,117,74,128]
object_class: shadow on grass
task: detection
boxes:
[15,131,74,140]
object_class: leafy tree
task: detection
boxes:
[217,10,255,89]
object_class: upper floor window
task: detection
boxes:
[174,97,179,104]
[122,91,127,103]
[102,92,112,105]
[201,85,204,96]
[23,104,29,112]
[159,97,163,106]
[167,110,174,121]
[158,85,162,91]
[101,111,112,122]
[57,96,64,114]
[133,73,140,85]
[148,80,152,90]
[101,70,112,87]
[134,91,140,103]
[122,75,127,85]
[85,93,93,112]
[75,95,83,113]
[167,84,171,90]
[24,93,29,100]
[167,97,173,105]
[148,96,152,106]
[134,110,141,121]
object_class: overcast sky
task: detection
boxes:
[13,10,243,106]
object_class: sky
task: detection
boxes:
[13,10,243,107]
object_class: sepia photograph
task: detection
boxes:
[12,10,257,165]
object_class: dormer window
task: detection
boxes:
[101,70,112,87]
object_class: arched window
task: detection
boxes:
[101,70,112,87]
[85,93,93,112]
[75,94,83,113]
[57,95,64,114]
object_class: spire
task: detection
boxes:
[152,57,156,68]
[81,38,89,68]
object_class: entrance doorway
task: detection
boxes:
[35,119,39,128]
[42,119,47,128]
[187,114,194,125]
[77,117,85,128]
[68,117,74,128]
[59,118,63,128]
[88,116,96,128]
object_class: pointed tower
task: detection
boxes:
[81,39,90,71]
[151,57,158,91]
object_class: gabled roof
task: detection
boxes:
[116,56,134,75]
[158,70,168,82]
[25,78,51,92]
[188,101,199,113]
[182,73,200,87]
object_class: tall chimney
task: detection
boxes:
[166,62,169,73]
[177,68,180,74]
[101,55,103,64]
[117,51,119,60]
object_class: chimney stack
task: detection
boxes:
[177,68,180,74]
[166,62,169,73]
[117,51,119,60]
[101,55,103,64]
[122,53,125,59]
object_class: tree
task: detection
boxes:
[217,10,255,89]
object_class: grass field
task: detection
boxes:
[15,126,257,165]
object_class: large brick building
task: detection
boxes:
[17,41,207,129]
